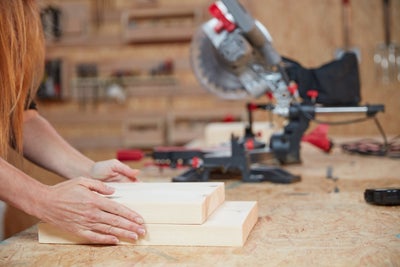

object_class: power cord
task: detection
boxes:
[298,107,399,158]
[341,135,400,158]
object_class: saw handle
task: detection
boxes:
[221,0,282,67]
[209,3,236,33]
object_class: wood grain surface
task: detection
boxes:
[38,201,258,247]
[1,141,399,266]
[93,182,224,224]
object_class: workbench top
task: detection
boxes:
[1,140,399,266]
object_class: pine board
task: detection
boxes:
[38,201,258,247]
[103,182,225,224]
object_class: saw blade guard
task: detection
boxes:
[190,0,290,103]
[190,25,250,100]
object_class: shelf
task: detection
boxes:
[45,33,123,48]
[122,27,197,44]
[71,76,207,100]
[121,6,204,44]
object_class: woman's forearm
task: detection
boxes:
[0,158,48,218]
[0,158,145,244]
[22,110,95,179]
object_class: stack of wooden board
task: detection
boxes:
[38,182,258,247]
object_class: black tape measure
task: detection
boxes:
[364,188,400,206]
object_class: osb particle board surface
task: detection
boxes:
[2,182,399,266]
[1,142,399,266]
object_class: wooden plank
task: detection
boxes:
[204,122,276,147]
[166,110,245,145]
[105,182,225,224]
[38,201,258,247]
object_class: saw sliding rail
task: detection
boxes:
[314,105,384,114]
[269,104,385,164]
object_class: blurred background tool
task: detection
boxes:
[335,0,361,61]
[374,0,400,84]
[364,188,400,206]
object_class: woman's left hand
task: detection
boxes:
[90,159,140,182]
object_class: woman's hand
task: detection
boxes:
[90,159,140,182]
[38,177,146,244]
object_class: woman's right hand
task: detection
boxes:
[36,177,146,244]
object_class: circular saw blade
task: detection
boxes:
[190,28,249,100]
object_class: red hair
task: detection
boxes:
[0,0,45,157]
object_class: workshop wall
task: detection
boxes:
[37,0,400,148]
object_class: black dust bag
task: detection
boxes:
[283,52,361,106]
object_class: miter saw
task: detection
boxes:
[171,0,384,182]
[117,0,384,183]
